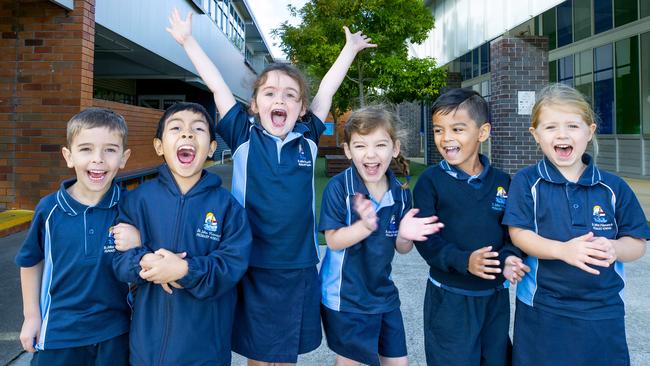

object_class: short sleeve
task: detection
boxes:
[215,102,253,151]
[614,180,650,240]
[117,190,150,247]
[15,203,47,267]
[299,111,325,144]
[318,178,349,232]
[502,170,536,231]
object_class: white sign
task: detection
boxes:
[518,91,536,115]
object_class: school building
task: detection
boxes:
[412,0,650,177]
[0,0,275,210]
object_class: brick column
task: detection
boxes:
[0,0,95,209]
[489,36,548,175]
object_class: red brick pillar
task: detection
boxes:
[490,36,548,175]
[0,0,95,209]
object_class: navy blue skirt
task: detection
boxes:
[231,266,322,363]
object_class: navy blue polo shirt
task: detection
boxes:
[504,155,650,320]
[319,166,411,314]
[15,180,130,350]
[439,154,491,189]
[216,102,324,269]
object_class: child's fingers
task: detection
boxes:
[480,259,501,268]
[160,283,173,294]
[575,262,600,275]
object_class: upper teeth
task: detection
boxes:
[179,146,195,151]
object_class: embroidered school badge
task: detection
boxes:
[491,186,508,211]
[203,212,218,232]
[591,205,613,231]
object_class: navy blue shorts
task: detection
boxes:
[321,305,407,366]
[513,300,629,366]
[423,280,511,366]
[31,332,128,366]
[232,266,322,363]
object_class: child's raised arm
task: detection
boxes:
[310,26,377,122]
[166,9,236,116]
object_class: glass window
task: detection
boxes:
[615,36,640,134]
[480,43,489,74]
[642,32,650,134]
[461,52,471,81]
[614,0,637,27]
[594,43,614,134]
[472,48,479,78]
[642,0,650,18]
[557,1,573,47]
[558,55,574,86]
[573,0,591,41]
[594,0,613,34]
[575,49,593,101]
[542,8,557,50]
[549,60,557,82]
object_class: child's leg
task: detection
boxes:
[95,332,129,366]
[247,361,295,366]
[480,289,510,366]
[423,281,481,365]
[30,346,93,366]
[377,308,408,366]
[334,354,362,366]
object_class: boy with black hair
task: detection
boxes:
[413,89,529,365]
[113,102,252,366]
[16,108,132,366]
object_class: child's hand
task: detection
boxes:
[468,246,501,280]
[112,223,141,251]
[353,193,378,232]
[139,249,189,287]
[397,208,444,242]
[343,25,377,53]
[503,255,530,285]
[560,232,612,275]
[589,236,617,264]
[19,316,40,352]
[166,8,193,45]
[140,252,163,271]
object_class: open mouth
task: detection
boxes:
[271,109,287,128]
[443,146,460,159]
[363,162,381,176]
[554,144,573,158]
[87,169,107,182]
[177,145,196,165]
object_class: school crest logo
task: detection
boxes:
[297,144,312,167]
[203,212,218,232]
[591,204,613,231]
[385,214,398,237]
[104,226,116,253]
[491,186,507,211]
[197,212,222,241]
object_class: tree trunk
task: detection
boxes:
[357,62,365,107]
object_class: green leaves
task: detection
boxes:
[277,0,446,114]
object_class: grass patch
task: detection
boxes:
[314,158,429,245]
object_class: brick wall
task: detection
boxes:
[490,36,548,174]
[0,0,96,209]
[92,99,163,171]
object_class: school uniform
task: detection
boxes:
[319,166,410,365]
[112,164,252,366]
[413,155,517,366]
[503,154,650,366]
[15,180,130,366]
[216,102,324,362]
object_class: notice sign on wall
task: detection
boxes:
[518,91,535,115]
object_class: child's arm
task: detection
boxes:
[590,235,646,263]
[141,201,252,299]
[309,26,376,122]
[395,208,444,254]
[509,228,613,275]
[19,263,42,353]
[166,9,236,116]
[502,255,530,284]
[325,193,377,251]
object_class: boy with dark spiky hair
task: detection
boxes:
[413,89,528,366]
